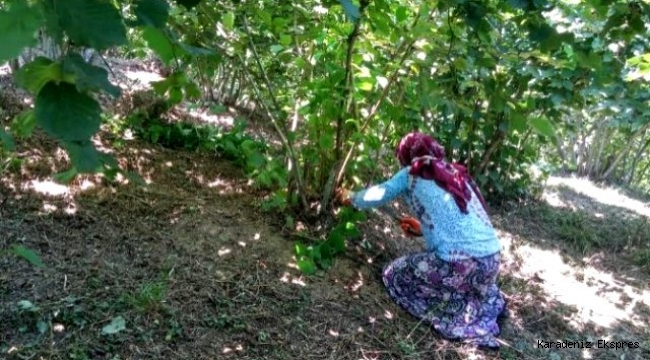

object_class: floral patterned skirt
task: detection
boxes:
[382,251,506,349]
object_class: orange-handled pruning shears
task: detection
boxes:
[376,205,423,237]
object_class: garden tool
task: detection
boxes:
[375,205,423,237]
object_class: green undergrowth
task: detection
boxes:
[119,106,290,206]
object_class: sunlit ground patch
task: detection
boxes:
[499,228,650,330]
[544,176,650,218]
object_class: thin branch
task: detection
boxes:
[237,55,310,211]
[241,16,283,122]
[329,7,437,194]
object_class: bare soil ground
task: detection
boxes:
[1,60,649,360]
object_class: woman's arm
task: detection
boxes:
[350,167,409,210]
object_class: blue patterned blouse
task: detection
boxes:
[350,167,502,261]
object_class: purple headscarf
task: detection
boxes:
[395,132,487,214]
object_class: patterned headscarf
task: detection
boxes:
[395,132,487,214]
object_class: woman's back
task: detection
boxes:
[405,173,502,261]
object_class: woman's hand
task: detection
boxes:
[335,188,353,206]
[399,216,422,237]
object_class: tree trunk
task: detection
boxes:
[601,122,650,180]
[626,136,650,185]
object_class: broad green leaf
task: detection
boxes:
[222,12,235,31]
[63,141,102,173]
[395,6,408,23]
[528,116,555,139]
[280,34,292,46]
[62,53,121,98]
[12,245,44,268]
[134,0,170,29]
[184,82,202,100]
[152,78,173,95]
[142,26,175,66]
[53,168,78,184]
[0,127,15,151]
[510,113,528,133]
[0,1,43,62]
[14,57,63,95]
[169,87,183,104]
[52,0,127,50]
[247,152,265,168]
[101,316,126,335]
[35,82,102,142]
[174,0,201,10]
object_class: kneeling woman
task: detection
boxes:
[338,132,507,349]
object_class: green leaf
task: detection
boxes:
[222,12,235,31]
[37,320,49,334]
[152,77,173,95]
[0,1,43,63]
[14,57,63,95]
[142,26,175,66]
[11,109,37,139]
[395,6,408,23]
[297,257,316,274]
[53,168,78,184]
[528,116,555,139]
[101,316,126,335]
[17,300,37,311]
[280,34,292,46]
[51,0,127,50]
[294,243,309,257]
[328,232,345,253]
[270,45,284,55]
[62,53,121,98]
[12,245,44,268]
[247,152,265,169]
[319,132,334,150]
[174,0,201,10]
[358,81,373,91]
[184,82,202,100]
[134,0,170,29]
[63,141,102,173]
[0,127,15,151]
[35,82,102,142]
[169,87,183,104]
[510,113,528,133]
